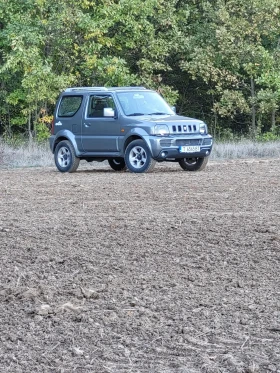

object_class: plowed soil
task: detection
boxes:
[0,159,280,373]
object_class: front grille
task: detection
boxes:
[160,139,172,147]
[175,139,202,146]
[172,124,197,133]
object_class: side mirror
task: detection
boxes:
[171,106,176,114]
[104,108,115,117]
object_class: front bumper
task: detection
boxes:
[148,135,213,160]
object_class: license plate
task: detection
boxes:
[179,146,200,153]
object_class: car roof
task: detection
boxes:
[63,86,149,93]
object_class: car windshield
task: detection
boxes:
[116,91,174,116]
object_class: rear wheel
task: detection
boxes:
[108,158,127,171]
[178,157,208,171]
[125,140,156,173]
[54,140,80,173]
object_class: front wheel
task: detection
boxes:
[108,158,127,171]
[178,157,208,171]
[124,140,156,173]
[54,140,80,173]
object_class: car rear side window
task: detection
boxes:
[58,96,83,117]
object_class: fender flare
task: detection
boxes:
[52,130,82,156]
[121,128,153,156]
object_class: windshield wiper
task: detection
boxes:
[148,112,171,115]
[126,113,145,116]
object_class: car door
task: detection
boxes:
[82,94,120,152]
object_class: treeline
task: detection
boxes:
[0,0,279,141]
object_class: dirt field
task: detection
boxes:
[0,159,280,373]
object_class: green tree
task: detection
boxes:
[176,0,280,138]
[0,0,180,139]
[0,0,280,141]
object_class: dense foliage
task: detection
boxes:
[0,0,279,141]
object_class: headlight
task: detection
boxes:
[199,123,208,135]
[154,124,170,136]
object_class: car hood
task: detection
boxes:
[133,115,204,126]
[139,114,205,135]
[139,114,204,125]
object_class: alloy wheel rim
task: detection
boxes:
[184,157,197,165]
[112,159,121,165]
[57,147,71,168]
[129,146,147,169]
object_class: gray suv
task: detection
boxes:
[49,87,213,173]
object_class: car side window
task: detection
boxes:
[58,96,83,117]
[87,95,116,118]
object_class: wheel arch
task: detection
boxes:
[52,130,79,155]
[123,135,152,154]
[53,136,69,152]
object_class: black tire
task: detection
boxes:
[54,140,80,173]
[178,157,208,171]
[108,158,127,171]
[124,139,156,173]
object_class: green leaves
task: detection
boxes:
[176,0,280,136]
[0,0,279,140]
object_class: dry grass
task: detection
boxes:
[211,140,280,160]
[0,140,53,168]
[0,139,279,169]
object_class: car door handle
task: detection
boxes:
[84,123,91,127]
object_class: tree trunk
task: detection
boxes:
[250,77,256,139]
[7,106,12,138]
[271,109,276,132]
[28,111,33,143]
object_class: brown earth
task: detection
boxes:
[0,159,280,373]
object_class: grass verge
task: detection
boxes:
[211,140,280,160]
[0,139,279,169]
[0,141,53,168]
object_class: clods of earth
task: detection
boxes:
[0,159,279,372]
